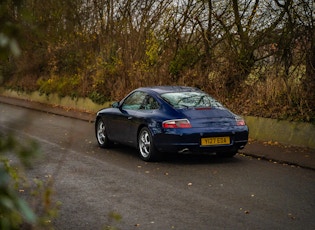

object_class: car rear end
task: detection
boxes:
[154,114,248,155]
[149,86,249,156]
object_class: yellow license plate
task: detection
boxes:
[201,137,230,146]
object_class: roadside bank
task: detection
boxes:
[1,88,314,150]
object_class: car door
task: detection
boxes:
[125,94,161,145]
[113,91,147,145]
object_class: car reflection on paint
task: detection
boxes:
[95,86,248,161]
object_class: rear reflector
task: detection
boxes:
[162,119,192,128]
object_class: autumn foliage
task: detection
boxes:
[1,0,314,122]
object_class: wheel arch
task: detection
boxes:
[95,115,102,130]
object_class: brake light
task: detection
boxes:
[162,119,192,128]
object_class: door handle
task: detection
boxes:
[128,116,132,120]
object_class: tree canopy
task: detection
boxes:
[1,0,314,122]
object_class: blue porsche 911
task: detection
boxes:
[95,86,248,161]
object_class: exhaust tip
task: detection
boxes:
[178,148,190,153]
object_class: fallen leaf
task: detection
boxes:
[288,213,296,220]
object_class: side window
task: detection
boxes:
[121,91,146,110]
[142,96,160,110]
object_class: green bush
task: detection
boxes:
[169,46,200,76]
[0,133,59,229]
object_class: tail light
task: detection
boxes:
[162,119,192,128]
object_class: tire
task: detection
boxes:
[95,118,113,148]
[138,127,160,162]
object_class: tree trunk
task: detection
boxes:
[306,27,315,108]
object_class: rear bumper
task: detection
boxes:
[153,128,248,154]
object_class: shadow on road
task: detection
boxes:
[98,144,242,166]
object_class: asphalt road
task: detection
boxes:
[1,102,315,230]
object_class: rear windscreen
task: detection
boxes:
[161,92,223,109]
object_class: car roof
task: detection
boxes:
[137,86,201,95]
